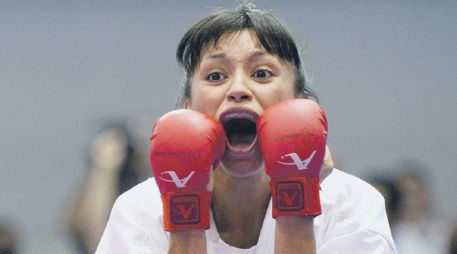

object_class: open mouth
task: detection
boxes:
[220,108,258,154]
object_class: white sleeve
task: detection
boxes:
[316,170,397,254]
[96,181,169,254]
[317,229,396,254]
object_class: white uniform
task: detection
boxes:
[96,169,397,253]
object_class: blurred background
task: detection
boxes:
[1,0,456,253]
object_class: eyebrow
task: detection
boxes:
[207,52,226,59]
[206,50,269,61]
[248,51,268,62]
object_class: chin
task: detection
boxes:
[219,152,265,178]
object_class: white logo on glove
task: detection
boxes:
[277,150,316,170]
[159,171,195,188]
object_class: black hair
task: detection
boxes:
[367,175,401,214]
[365,173,402,226]
[176,3,316,106]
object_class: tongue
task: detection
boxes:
[230,133,255,145]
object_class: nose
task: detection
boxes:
[226,73,252,102]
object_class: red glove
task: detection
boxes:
[150,109,225,231]
[257,99,328,217]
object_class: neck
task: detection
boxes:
[212,166,271,248]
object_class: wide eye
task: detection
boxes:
[207,72,226,82]
[253,69,272,79]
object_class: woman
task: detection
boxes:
[68,123,146,253]
[96,3,396,253]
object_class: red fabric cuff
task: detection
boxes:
[161,191,212,231]
[270,177,321,217]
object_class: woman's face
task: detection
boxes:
[185,29,299,177]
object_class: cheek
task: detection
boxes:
[189,96,214,115]
[189,83,226,115]
[254,80,296,109]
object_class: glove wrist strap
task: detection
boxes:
[161,191,212,231]
[270,177,321,218]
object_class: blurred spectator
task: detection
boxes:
[365,173,401,228]
[392,160,449,254]
[450,225,457,254]
[0,222,16,254]
[66,122,149,254]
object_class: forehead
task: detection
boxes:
[201,30,263,57]
[198,30,295,70]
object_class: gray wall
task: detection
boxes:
[1,0,456,253]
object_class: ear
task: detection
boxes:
[183,99,190,109]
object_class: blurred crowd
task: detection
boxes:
[1,119,456,254]
[0,221,17,254]
[65,120,151,254]
[365,162,457,254]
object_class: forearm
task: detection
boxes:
[169,230,207,254]
[275,216,315,254]
[75,168,119,252]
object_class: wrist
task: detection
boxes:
[169,230,207,254]
[89,166,120,183]
[275,215,316,254]
[276,215,314,225]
